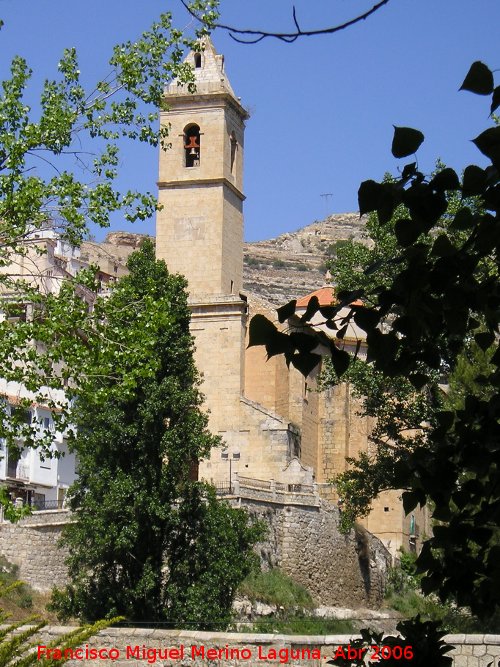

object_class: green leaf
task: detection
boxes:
[429,168,460,192]
[377,183,398,224]
[290,331,318,354]
[337,288,364,304]
[353,308,380,332]
[330,344,350,377]
[450,207,474,230]
[474,331,495,351]
[300,295,320,323]
[460,61,494,95]
[402,491,418,514]
[266,331,293,359]
[358,179,383,215]
[431,234,455,258]
[491,86,500,114]
[462,165,487,196]
[276,299,297,324]
[290,352,322,377]
[436,411,454,430]
[472,127,500,167]
[394,218,421,247]
[391,126,424,158]
[248,314,277,348]
[402,162,417,180]
[409,373,429,389]
[336,324,348,339]
[319,305,338,319]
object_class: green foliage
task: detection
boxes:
[327,617,453,666]
[50,242,261,626]
[248,62,500,621]
[238,568,314,609]
[238,568,356,635]
[0,491,30,524]
[164,485,264,630]
[251,614,355,635]
[445,337,496,411]
[0,575,118,667]
[384,551,499,633]
[0,559,32,612]
[0,2,218,453]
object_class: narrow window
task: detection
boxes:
[194,53,202,69]
[184,124,200,168]
[230,131,237,172]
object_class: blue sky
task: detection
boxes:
[1,0,499,241]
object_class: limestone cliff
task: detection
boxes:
[83,213,367,304]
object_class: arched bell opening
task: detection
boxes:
[184,124,200,168]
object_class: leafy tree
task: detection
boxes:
[0,3,217,465]
[248,61,500,622]
[51,241,262,626]
[321,176,497,532]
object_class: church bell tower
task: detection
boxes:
[156,39,249,475]
[156,38,248,297]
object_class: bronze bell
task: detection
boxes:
[185,135,200,151]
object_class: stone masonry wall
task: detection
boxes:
[0,498,390,609]
[29,627,500,667]
[239,496,390,608]
[0,510,70,591]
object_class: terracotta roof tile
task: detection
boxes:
[295,286,363,309]
[296,286,336,308]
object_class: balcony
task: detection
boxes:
[6,460,30,482]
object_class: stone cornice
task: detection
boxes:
[162,90,249,120]
[157,177,245,201]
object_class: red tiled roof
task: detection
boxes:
[296,286,336,308]
[296,286,363,309]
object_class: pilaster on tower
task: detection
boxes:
[156,38,249,298]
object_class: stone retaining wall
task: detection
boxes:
[0,510,71,590]
[30,628,500,667]
[239,497,390,607]
[0,497,390,607]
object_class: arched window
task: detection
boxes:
[194,53,202,69]
[184,124,200,167]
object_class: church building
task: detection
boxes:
[156,39,428,559]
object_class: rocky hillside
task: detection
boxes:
[243,213,366,305]
[83,213,367,305]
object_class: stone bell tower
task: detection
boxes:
[156,38,248,297]
[156,39,250,479]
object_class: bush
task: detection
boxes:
[272,259,287,269]
[385,550,500,633]
[238,568,314,610]
[251,614,355,635]
[0,556,33,611]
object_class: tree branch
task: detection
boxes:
[182,0,392,44]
